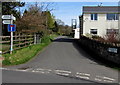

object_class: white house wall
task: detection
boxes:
[83,13,118,37]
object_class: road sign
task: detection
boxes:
[8,24,16,32]
[108,48,118,53]
[2,15,16,20]
[2,15,11,19]
[2,20,11,24]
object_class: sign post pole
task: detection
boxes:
[2,14,16,54]
[10,14,13,54]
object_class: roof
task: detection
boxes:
[83,6,120,14]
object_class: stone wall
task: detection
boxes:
[79,36,120,64]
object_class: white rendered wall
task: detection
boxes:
[83,14,118,37]
[74,28,80,39]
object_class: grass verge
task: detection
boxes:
[2,34,58,66]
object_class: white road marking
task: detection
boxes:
[76,72,90,76]
[32,70,45,74]
[103,80,113,83]
[103,76,115,81]
[1,67,117,83]
[95,78,102,81]
[95,75,115,83]
[96,76,115,81]
[55,70,71,73]
[36,68,52,71]
[75,72,90,80]
[56,72,70,76]
[54,70,71,76]
[75,75,90,79]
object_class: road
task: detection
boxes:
[2,36,119,84]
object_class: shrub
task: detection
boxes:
[85,33,92,38]
[41,36,51,44]
[92,35,105,42]
[105,31,119,43]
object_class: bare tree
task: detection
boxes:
[16,2,56,34]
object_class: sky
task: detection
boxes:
[20,2,119,27]
[52,2,118,26]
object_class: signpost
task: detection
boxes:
[8,24,16,32]
[2,14,16,54]
[108,48,118,53]
[2,20,11,24]
[2,15,16,20]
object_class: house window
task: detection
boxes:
[106,29,119,34]
[90,29,97,34]
[107,14,119,20]
[91,14,98,20]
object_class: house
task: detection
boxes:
[73,28,80,39]
[79,6,120,37]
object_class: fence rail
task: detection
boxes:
[1,34,34,54]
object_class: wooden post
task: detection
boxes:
[19,33,20,48]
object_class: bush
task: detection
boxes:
[105,32,119,43]
[41,36,51,43]
[92,35,105,42]
[85,33,92,38]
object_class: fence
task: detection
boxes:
[79,36,120,64]
[0,34,35,54]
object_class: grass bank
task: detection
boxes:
[2,34,58,66]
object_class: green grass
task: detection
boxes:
[2,43,49,65]
[2,34,58,66]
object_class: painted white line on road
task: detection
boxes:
[1,67,116,84]
[103,80,113,83]
[14,69,27,72]
[75,75,90,80]
[76,72,90,76]
[54,70,72,76]
[95,78,102,81]
[32,70,45,74]
[56,72,70,76]
[96,76,115,81]
[103,76,115,81]
[36,68,52,71]
[55,70,71,73]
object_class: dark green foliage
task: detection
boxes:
[2,2,25,18]
[41,36,51,43]
[45,11,55,30]
[2,2,25,35]
[52,21,59,32]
